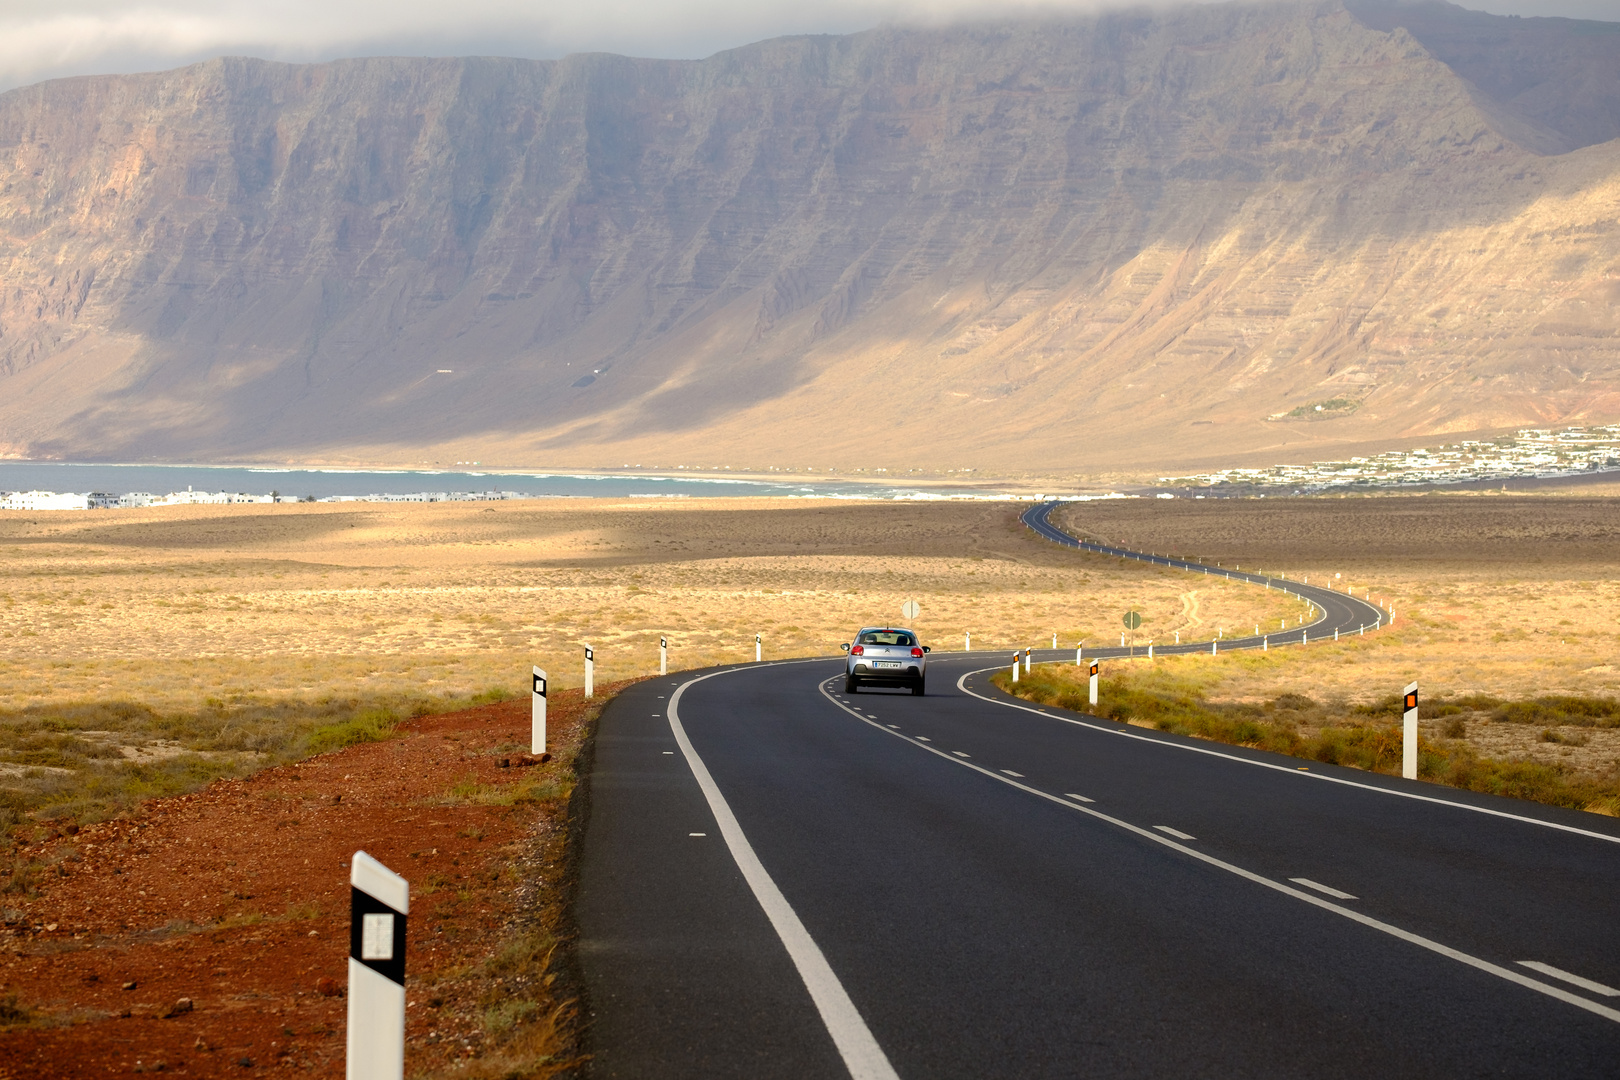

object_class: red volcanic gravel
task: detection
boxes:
[0,691,597,1078]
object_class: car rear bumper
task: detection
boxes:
[849,663,923,684]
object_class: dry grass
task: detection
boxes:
[0,689,513,838]
[1047,492,1620,787]
[995,660,1620,816]
[0,497,1301,835]
[0,498,1304,697]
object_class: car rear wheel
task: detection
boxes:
[845,676,858,693]
[911,680,925,697]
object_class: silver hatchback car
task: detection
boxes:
[841,627,929,695]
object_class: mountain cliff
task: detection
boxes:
[1,0,1617,477]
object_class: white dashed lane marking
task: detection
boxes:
[1289,877,1358,900]
[1065,793,1095,803]
[952,751,971,758]
[1153,826,1196,840]
[1000,770,1024,777]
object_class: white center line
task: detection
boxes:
[953,665,1620,846]
[1153,826,1196,840]
[886,725,900,729]
[1065,793,1096,803]
[1289,877,1358,900]
[916,737,931,742]
[689,832,706,837]
[1000,769,1025,777]
[818,677,1620,1027]
[1518,961,1620,997]
[952,751,971,758]
[663,751,674,755]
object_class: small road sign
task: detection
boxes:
[902,600,920,621]
[1122,611,1142,630]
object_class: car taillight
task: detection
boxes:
[851,645,864,656]
[911,647,923,657]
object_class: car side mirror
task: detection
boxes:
[840,643,850,652]
[922,646,931,653]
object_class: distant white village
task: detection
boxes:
[6,424,1620,508]
[1162,425,1620,493]
[0,488,533,510]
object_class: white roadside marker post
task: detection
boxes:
[755,633,762,663]
[1212,640,1218,655]
[1052,633,1057,649]
[1147,642,1153,659]
[1303,629,1308,645]
[1264,636,1268,651]
[1011,652,1020,683]
[1403,682,1419,780]
[584,644,594,699]
[1076,642,1083,665]
[965,631,971,652]
[348,851,408,1080]
[1088,659,1099,707]
[1024,647,1032,674]
[1175,631,1180,644]
[531,667,547,756]
[659,636,667,676]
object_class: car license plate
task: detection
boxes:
[873,661,902,669]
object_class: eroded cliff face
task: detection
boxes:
[0,0,1617,474]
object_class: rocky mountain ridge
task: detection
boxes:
[0,0,1617,476]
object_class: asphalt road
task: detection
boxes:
[1019,500,1387,654]
[575,511,1620,1078]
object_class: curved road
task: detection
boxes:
[575,513,1620,1078]
[1020,500,1387,654]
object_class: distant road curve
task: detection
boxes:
[1021,500,1386,655]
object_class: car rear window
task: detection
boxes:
[859,631,915,646]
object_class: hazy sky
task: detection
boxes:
[3,0,1618,93]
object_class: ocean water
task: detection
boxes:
[0,462,990,501]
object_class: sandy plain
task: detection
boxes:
[1056,492,1620,779]
[0,495,1312,834]
[0,498,1305,709]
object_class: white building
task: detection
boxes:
[151,489,277,505]
[0,490,91,510]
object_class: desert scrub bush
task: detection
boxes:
[0,992,31,1026]
[0,687,517,835]
[993,668,1620,816]
[1490,695,1620,728]
[436,772,569,808]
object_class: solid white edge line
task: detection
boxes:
[670,662,900,1080]
[949,664,1620,846]
[815,678,1620,1027]
[1289,877,1359,901]
[1517,961,1620,998]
